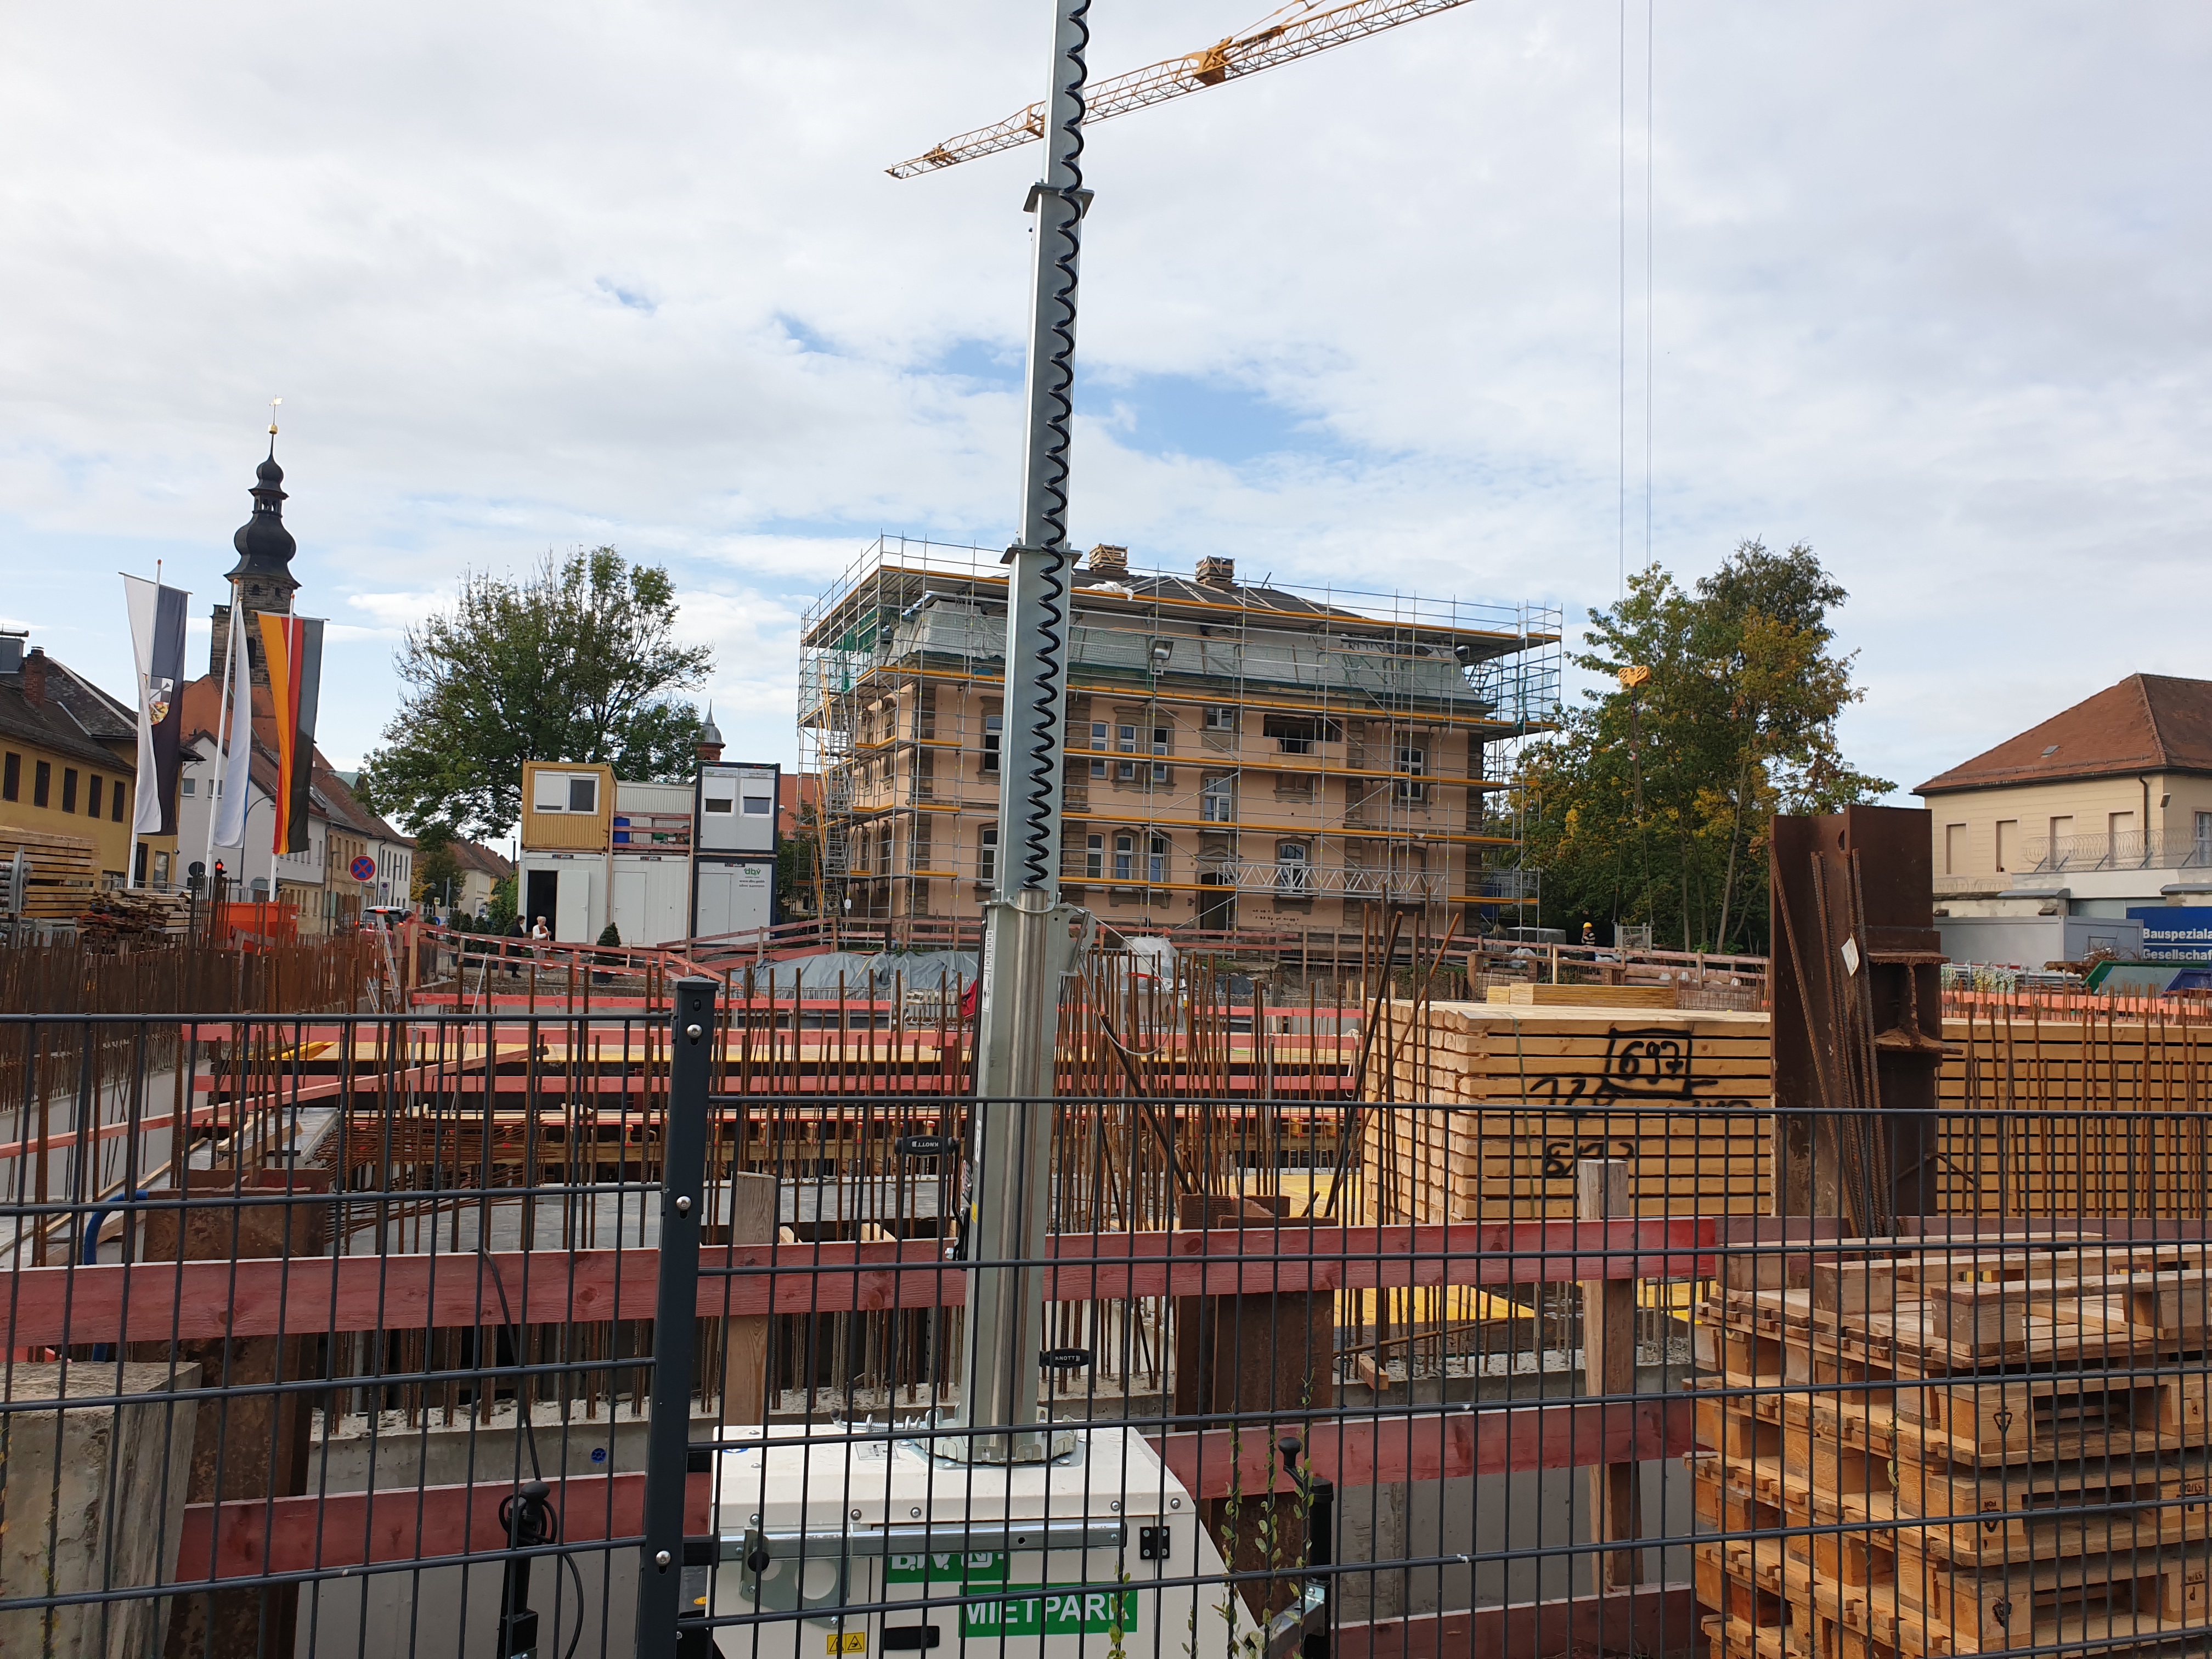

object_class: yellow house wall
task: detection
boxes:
[0,737,136,877]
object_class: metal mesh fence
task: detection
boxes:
[7,1000,2212,1657]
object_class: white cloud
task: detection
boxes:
[344,591,446,632]
[1,2,2207,796]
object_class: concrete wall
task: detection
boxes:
[1937,912,2145,968]
[0,1362,199,1659]
[296,1407,713,1659]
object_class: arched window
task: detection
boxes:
[1276,842,1311,894]
[1113,832,1135,882]
[1148,834,1169,885]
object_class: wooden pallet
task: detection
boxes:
[1694,1237,2212,1655]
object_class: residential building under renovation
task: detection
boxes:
[799,538,1560,934]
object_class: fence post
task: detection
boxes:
[637,975,717,1657]
[1578,1157,1643,1594]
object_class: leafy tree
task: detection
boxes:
[486,874,518,934]
[410,820,462,907]
[358,548,713,838]
[776,797,819,920]
[1519,541,1892,953]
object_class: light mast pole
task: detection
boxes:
[953,0,1094,1465]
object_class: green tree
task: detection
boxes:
[486,875,518,934]
[776,797,819,920]
[358,548,714,838]
[1520,541,1892,953]
[410,820,462,907]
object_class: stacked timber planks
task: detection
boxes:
[1691,1236,2212,1657]
[1487,981,1681,1008]
[0,826,101,923]
[1366,1002,2212,1223]
[1365,1001,1773,1220]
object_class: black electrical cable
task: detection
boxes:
[481,1245,586,1659]
[1014,0,1089,893]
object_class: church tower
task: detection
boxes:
[208,429,300,685]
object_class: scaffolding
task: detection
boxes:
[798,536,1561,949]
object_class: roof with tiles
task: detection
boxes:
[1916,674,2212,794]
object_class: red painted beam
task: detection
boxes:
[6,1221,1716,1347]
[1158,1400,1695,1499]
[167,1424,1692,1585]
[1336,1583,1700,1659]
[171,1470,711,1585]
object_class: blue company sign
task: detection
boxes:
[2126,906,2212,961]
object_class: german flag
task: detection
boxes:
[256,613,325,856]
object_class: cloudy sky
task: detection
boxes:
[4,3,2207,810]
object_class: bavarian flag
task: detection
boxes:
[256,613,325,856]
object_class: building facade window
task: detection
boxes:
[60,768,77,813]
[1091,755,1106,779]
[1152,726,1170,755]
[978,825,997,884]
[1396,746,1426,802]
[1113,832,1135,881]
[1203,706,1237,732]
[1116,724,1137,754]
[1276,841,1311,894]
[1090,721,1108,749]
[1201,775,1234,823]
[87,776,102,819]
[1148,833,1169,885]
[33,760,50,808]
[1085,834,1104,879]
[982,714,1003,774]
[2,752,16,802]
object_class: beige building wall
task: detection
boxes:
[1927,772,2212,878]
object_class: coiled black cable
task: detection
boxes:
[1016,0,1090,893]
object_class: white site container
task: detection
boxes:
[708,1423,1256,1659]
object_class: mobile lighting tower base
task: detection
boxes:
[704,3,1267,1653]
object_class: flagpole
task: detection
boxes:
[130,561,162,890]
[205,578,242,884]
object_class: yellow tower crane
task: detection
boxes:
[888,0,1479,178]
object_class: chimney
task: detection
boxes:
[20,646,47,707]
[0,630,23,675]
[1085,544,1130,578]
[1194,556,1235,589]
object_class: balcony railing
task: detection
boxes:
[2022,832,2212,874]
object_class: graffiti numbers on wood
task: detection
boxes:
[1524,1025,1760,1183]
